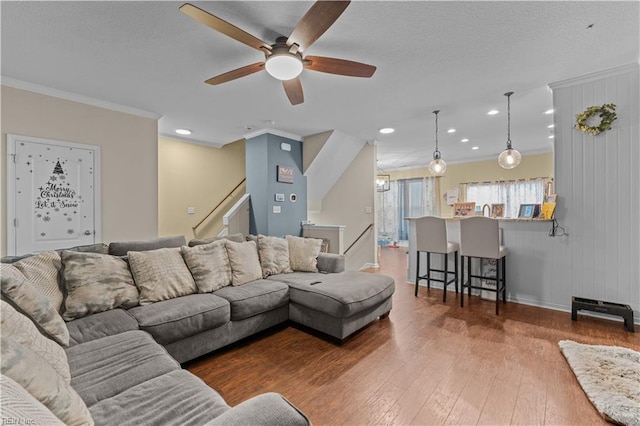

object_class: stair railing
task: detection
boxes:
[192,178,246,237]
[343,223,374,255]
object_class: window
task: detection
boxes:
[377,177,438,243]
[465,178,547,218]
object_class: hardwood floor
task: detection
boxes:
[186,248,639,425]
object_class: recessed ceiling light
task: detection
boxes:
[447,128,456,133]
[547,124,555,129]
[175,129,192,135]
[461,138,469,143]
[544,109,554,115]
[548,135,554,139]
[487,110,499,115]
[472,146,480,150]
[379,128,395,134]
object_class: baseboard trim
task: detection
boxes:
[360,262,380,270]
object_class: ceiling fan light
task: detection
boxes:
[265,54,303,81]
[498,148,522,169]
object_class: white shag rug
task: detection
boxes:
[559,340,640,426]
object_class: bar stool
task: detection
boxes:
[459,216,507,315]
[415,216,459,302]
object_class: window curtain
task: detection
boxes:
[465,178,546,218]
[377,177,438,243]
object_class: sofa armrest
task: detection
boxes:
[204,392,310,426]
[317,252,345,273]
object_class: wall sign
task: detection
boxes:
[277,165,294,184]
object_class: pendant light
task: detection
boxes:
[498,91,522,169]
[428,110,447,176]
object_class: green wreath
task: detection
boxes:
[575,103,617,135]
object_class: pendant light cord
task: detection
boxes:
[505,92,513,149]
[433,110,440,156]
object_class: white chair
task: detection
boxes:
[459,216,507,314]
[415,216,459,302]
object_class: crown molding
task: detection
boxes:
[549,62,639,90]
[158,133,226,148]
[243,127,303,142]
[1,77,162,120]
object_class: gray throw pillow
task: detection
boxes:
[257,235,293,277]
[188,233,245,247]
[225,240,263,286]
[0,264,70,347]
[61,251,139,321]
[286,236,323,272]
[128,248,197,305]
[181,240,232,293]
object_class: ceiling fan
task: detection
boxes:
[179,1,376,105]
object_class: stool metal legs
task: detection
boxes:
[460,255,507,315]
[415,250,459,302]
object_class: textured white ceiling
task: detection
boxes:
[1,1,638,170]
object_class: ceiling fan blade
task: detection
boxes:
[304,56,376,77]
[180,3,271,52]
[205,62,265,85]
[287,1,350,52]
[282,78,304,105]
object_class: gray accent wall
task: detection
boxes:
[246,133,307,237]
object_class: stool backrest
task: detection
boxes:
[415,216,448,253]
[459,216,500,259]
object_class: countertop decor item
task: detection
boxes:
[575,103,617,135]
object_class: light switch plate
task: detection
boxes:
[273,206,281,214]
[187,207,195,214]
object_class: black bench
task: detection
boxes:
[571,296,635,332]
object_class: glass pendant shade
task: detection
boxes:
[498,91,522,169]
[428,110,446,176]
[498,148,522,169]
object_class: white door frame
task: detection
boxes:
[6,134,102,255]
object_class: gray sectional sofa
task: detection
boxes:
[1,234,395,425]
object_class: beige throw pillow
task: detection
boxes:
[225,240,263,286]
[0,264,70,347]
[1,375,65,426]
[257,235,292,277]
[128,248,197,305]
[181,240,232,293]
[61,251,140,320]
[1,337,94,426]
[1,300,71,383]
[9,251,63,312]
[286,236,323,272]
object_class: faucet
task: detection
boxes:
[482,204,491,217]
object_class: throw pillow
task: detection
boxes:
[9,251,63,312]
[0,374,65,426]
[181,240,232,293]
[0,265,70,347]
[1,300,71,383]
[1,337,94,426]
[225,240,263,286]
[188,233,245,247]
[257,235,293,277]
[128,247,197,305]
[286,236,323,272]
[60,251,140,321]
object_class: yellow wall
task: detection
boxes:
[158,137,245,241]
[388,152,553,217]
[1,86,159,256]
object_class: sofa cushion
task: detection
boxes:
[286,236,322,272]
[188,232,244,247]
[0,374,65,426]
[127,294,230,346]
[225,240,263,286]
[181,240,232,293]
[61,251,139,320]
[1,300,70,383]
[270,271,395,318]
[0,264,69,346]
[1,336,94,426]
[128,247,197,305]
[88,370,229,426]
[213,280,289,321]
[5,251,63,312]
[67,330,180,406]
[66,309,139,346]
[258,235,293,278]
[108,235,186,256]
[205,392,310,426]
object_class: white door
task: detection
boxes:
[7,135,101,255]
